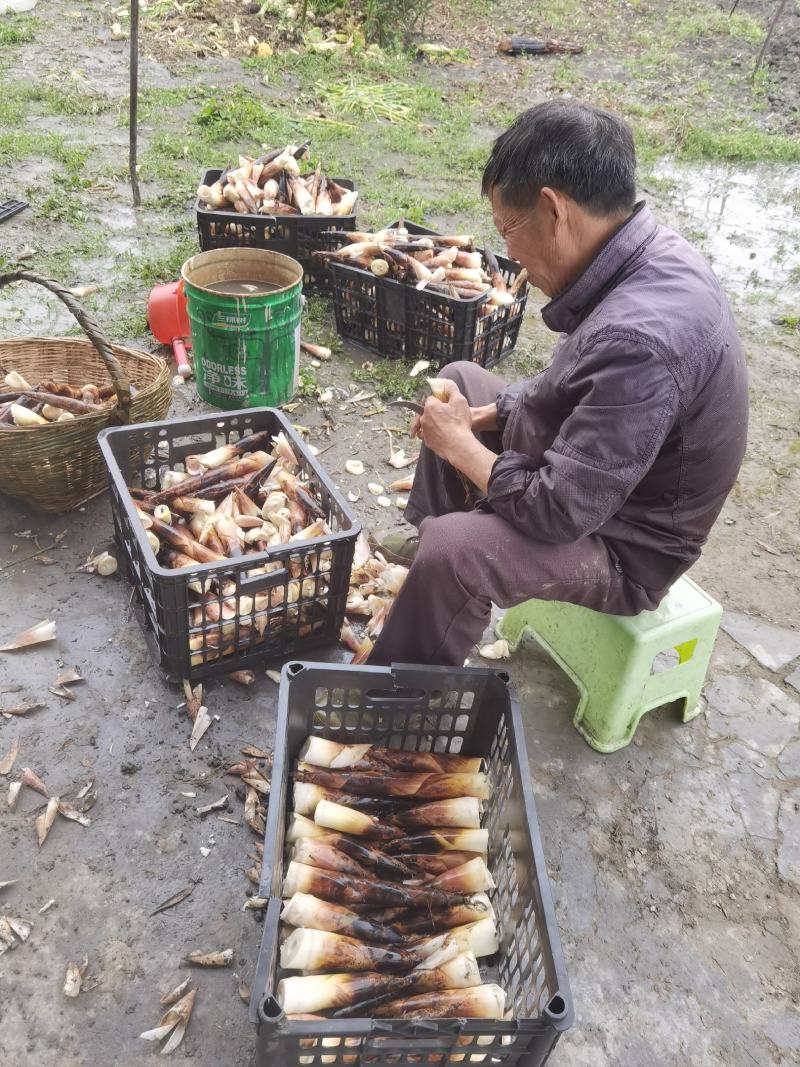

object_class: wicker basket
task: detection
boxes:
[0,270,172,513]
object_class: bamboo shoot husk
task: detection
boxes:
[392,851,483,877]
[291,839,372,879]
[298,769,489,801]
[371,984,505,1019]
[283,861,473,910]
[287,815,413,880]
[392,893,494,935]
[281,927,412,973]
[428,856,495,893]
[299,737,484,774]
[277,952,479,1015]
[385,829,488,855]
[331,952,480,1018]
[293,782,414,819]
[281,893,405,945]
[313,799,401,841]
[391,796,482,830]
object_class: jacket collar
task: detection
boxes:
[541,202,657,334]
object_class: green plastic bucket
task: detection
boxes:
[181,247,303,410]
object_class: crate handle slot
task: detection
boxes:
[238,566,289,592]
[365,686,426,704]
[259,994,284,1022]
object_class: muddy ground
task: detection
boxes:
[1,1,799,1065]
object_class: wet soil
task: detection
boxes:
[0,2,799,1066]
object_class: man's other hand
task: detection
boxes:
[418,379,473,463]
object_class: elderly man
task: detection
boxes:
[368,101,749,667]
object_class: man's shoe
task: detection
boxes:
[369,530,419,566]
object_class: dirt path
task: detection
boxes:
[0,2,799,1065]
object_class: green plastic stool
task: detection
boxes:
[496,575,722,753]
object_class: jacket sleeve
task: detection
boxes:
[487,333,680,543]
[495,381,526,431]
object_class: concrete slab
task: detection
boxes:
[720,612,800,672]
[704,674,800,758]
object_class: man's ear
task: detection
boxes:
[539,186,567,232]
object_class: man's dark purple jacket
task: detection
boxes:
[487,203,749,606]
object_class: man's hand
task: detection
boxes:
[470,403,499,432]
[417,379,473,464]
[410,392,498,441]
[413,379,498,493]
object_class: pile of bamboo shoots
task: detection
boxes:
[197,142,358,218]
[341,531,410,664]
[0,370,123,427]
[315,224,528,311]
[278,737,508,1030]
[127,430,335,667]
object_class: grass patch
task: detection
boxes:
[0,131,88,172]
[665,8,763,45]
[122,85,204,125]
[130,238,199,287]
[352,358,424,401]
[0,15,36,45]
[680,127,800,163]
[34,193,88,225]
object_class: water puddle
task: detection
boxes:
[651,161,800,317]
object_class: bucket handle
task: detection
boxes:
[0,270,132,422]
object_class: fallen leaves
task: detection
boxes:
[140,987,197,1054]
[183,949,233,967]
[183,681,212,752]
[195,794,228,817]
[244,786,266,836]
[35,797,60,847]
[2,700,46,717]
[0,914,32,954]
[49,667,84,701]
[0,619,57,651]
[160,978,192,1006]
[63,957,88,998]
[240,744,270,760]
[6,768,94,845]
[151,885,194,917]
[21,768,48,796]
[0,738,19,776]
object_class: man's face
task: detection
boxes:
[490,187,566,299]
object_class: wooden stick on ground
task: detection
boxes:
[129,0,141,207]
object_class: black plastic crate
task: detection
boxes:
[196,169,358,291]
[98,410,361,684]
[329,222,528,368]
[251,661,573,1067]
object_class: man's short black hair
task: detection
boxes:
[482,101,637,217]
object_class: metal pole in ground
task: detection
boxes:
[129,0,141,207]
[754,0,789,76]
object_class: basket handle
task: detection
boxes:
[0,270,132,421]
